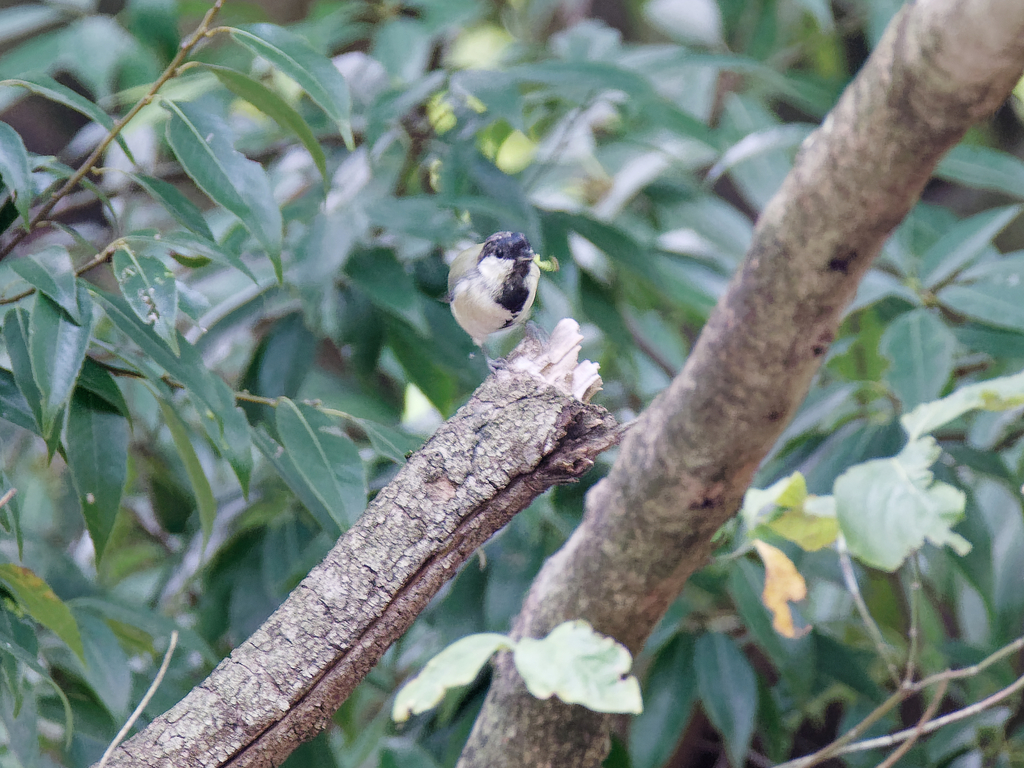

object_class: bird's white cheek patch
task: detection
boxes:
[476,257,515,296]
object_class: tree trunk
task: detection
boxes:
[457,0,1024,765]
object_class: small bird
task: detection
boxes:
[447,231,541,347]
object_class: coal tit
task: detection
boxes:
[448,231,541,347]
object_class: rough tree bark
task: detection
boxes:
[98,326,618,768]
[457,0,1024,766]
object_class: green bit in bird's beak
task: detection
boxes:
[533,254,559,272]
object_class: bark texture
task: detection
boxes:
[98,339,618,768]
[458,0,1024,765]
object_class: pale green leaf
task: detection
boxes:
[513,620,643,715]
[902,369,1024,440]
[835,437,969,571]
[393,633,513,722]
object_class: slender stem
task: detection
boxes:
[774,688,911,768]
[874,678,948,768]
[0,488,16,509]
[97,630,178,768]
[841,672,1024,758]
[912,635,1024,690]
[778,633,1024,768]
[0,237,127,305]
[0,0,227,261]
[904,557,921,685]
[837,534,902,685]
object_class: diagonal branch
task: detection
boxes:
[97,323,620,768]
[457,0,1024,765]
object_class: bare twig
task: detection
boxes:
[873,678,947,768]
[837,535,901,685]
[842,672,1024,758]
[904,557,922,685]
[778,633,1024,768]
[0,0,227,261]
[97,631,178,768]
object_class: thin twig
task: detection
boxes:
[97,630,178,768]
[837,534,902,685]
[0,488,16,509]
[778,633,1024,768]
[841,672,1024,758]
[904,557,921,685]
[874,678,948,768]
[775,688,910,768]
[912,635,1024,691]
[0,0,227,261]
[0,238,127,305]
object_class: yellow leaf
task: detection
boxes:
[753,540,809,639]
[768,504,839,551]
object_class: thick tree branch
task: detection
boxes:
[458,0,1024,765]
[98,324,618,768]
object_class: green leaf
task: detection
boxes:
[694,632,756,768]
[0,469,22,559]
[131,173,215,241]
[76,358,129,419]
[2,309,47,439]
[0,120,31,226]
[0,563,83,661]
[835,437,969,571]
[629,634,696,768]
[0,74,131,158]
[64,390,128,562]
[345,249,429,334]
[230,23,353,147]
[393,633,513,722]
[355,418,423,464]
[937,254,1024,332]
[92,291,253,493]
[935,144,1024,199]
[163,100,282,276]
[28,289,93,435]
[706,124,814,184]
[198,63,328,185]
[111,248,179,355]
[901,369,1024,440]
[0,617,72,743]
[10,246,81,323]
[124,231,258,283]
[275,398,365,529]
[0,367,38,434]
[69,610,130,720]
[741,472,841,551]
[513,620,643,715]
[920,205,1021,288]
[251,426,338,533]
[157,399,217,548]
[880,309,957,410]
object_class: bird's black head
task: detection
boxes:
[481,231,534,261]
